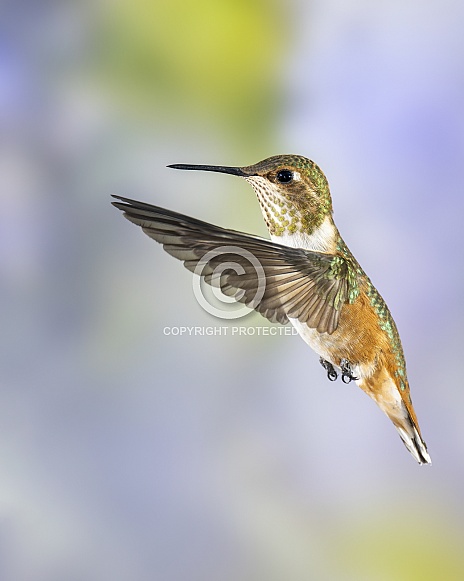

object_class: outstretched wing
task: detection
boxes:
[112,196,360,334]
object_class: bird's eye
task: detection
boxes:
[276,169,293,184]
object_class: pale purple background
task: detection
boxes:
[1,1,464,580]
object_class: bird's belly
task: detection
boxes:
[289,317,339,364]
[289,317,377,379]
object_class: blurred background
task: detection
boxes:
[2,0,464,579]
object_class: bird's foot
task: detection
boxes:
[340,358,359,384]
[319,357,338,381]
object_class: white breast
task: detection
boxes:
[270,215,337,253]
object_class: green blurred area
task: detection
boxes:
[95,0,286,150]
[336,510,464,581]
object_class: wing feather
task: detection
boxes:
[112,196,360,334]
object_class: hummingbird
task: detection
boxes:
[112,154,431,465]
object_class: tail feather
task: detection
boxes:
[395,420,431,465]
[358,369,431,465]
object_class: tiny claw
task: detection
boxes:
[340,358,359,384]
[319,357,338,382]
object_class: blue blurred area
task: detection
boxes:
[1,1,464,580]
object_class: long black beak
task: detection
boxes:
[167,163,247,177]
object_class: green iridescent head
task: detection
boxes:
[168,154,333,236]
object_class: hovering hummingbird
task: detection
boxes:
[112,154,431,464]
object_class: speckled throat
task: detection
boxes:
[245,175,326,237]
